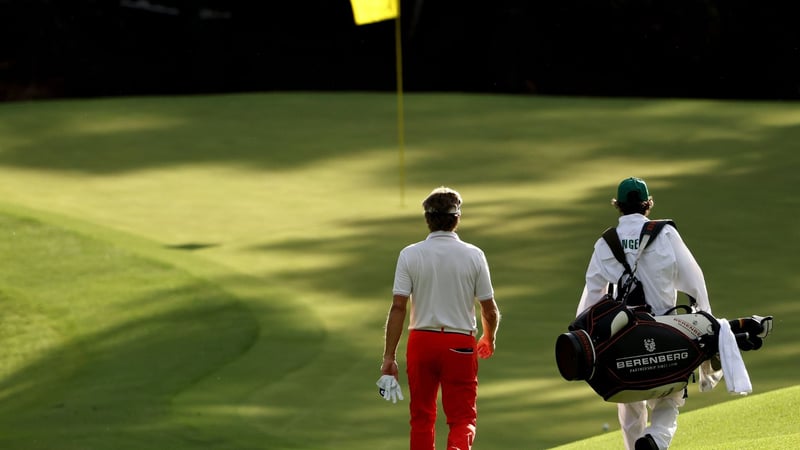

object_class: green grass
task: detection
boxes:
[0,92,798,449]
[553,385,800,450]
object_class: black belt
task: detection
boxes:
[414,327,474,336]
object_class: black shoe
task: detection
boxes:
[634,434,658,450]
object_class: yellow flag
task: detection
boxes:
[350,0,398,25]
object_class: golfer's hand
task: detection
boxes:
[477,335,495,359]
[380,357,398,377]
[376,374,404,403]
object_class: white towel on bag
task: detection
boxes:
[716,319,753,395]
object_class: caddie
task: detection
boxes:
[576,177,712,450]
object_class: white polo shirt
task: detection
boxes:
[393,231,494,333]
[577,214,711,316]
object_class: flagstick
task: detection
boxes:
[394,3,406,207]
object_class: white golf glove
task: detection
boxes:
[376,375,404,404]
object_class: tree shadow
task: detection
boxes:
[0,212,325,449]
[0,93,400,174]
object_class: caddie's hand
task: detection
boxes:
[476,335,495,359]
[376,374,404,404]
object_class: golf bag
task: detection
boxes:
[555,296,773,402]
[555,220,773,402]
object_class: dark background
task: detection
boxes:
[2,0,800,101]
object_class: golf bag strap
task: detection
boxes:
[638,220,697,308]
[602,227,629,299]
[602,220,676,270]
[603,220,675,302]
[602,227,632,273]
[638,219,676,248]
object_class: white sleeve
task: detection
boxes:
[576,241,612,316]
[392,250,412,296]
[576,285,593,316]
[474,250,494,301]
[667,228,712,314]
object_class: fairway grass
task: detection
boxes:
[0,212,260,449]
[0,92,797,448]
[552,385,800,449]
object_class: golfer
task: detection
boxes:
[577,177,712,450]
[381,186,501,450]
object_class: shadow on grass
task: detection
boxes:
[164,242,220,251]
[0,213,324,449]
[0,93,401,174]
[234,144,799,445]
[0,93,797,181]
[224,96,800,447]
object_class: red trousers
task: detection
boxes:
[406,330,478,450]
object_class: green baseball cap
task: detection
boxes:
[617,177,650,202]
